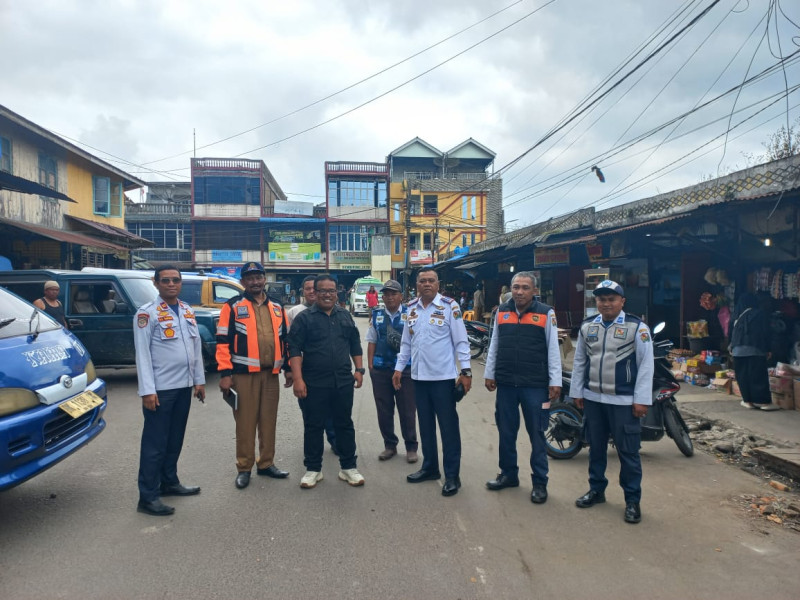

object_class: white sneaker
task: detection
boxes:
[759,403,781,411]
[740,401,757,409]
[338,468,365,486]
[300,471,323,489]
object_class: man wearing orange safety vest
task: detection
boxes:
[217,261,293,490]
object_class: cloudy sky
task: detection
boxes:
[2,0,798,228]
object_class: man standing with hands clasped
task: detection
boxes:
[483,271,561,504]
[393,267,471,497]
[134,266,205,516]
[289,275,365,489]
[569,280,653,524]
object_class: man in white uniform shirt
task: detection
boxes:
[393,267,471,497]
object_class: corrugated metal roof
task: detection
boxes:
[0,217,127,251]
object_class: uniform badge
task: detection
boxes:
[158,316,173,322]
[452,309,462,320]
[503,313,510,320]
[273,307,282,318]
[184,311,195,320]
[400,313,407,321]
[613,327,627,339]
[164,327,176,338]
[376,315,384,324]
[640,330,651,343]
[532,315,542,323]
[236,305,250,318]
[588,325,599,336]
[551,315,557,328]
[137,314,149,328]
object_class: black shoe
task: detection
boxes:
[486,473,520,491]
[575,490,606,508]
[137,499,174,516]
[235,472,251,489]
[406,469,441,483]
[257,465,289,479]
[442,477,461,497]
[530,484,548,504]
[160,483,200,496]
[624,502,642,524]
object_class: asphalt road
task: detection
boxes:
[1,316,798,599]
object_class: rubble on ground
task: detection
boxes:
[686,417,799,531]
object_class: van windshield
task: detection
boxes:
[355,282,380,294]
[119,278,158,308]
[0,289,61,339]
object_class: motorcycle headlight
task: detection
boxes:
[85,360,97,384]
[0,388,40,417]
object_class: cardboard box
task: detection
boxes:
[772,391,794,410]
[732,380,742,397]
[685,373,709,386]
[711,378,732,393]
[769,375,794,395]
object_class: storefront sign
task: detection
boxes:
[586,243,603,262]
[212,250,242,262]
[534,247,569,267]
[410,250,433,265]
[273,200,314,216]
[267,243,321,262]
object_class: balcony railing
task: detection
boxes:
[126,203,191,216]
[325,161,388,174]
[191,158,262,170]
[403,171,487,181]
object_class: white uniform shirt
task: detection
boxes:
[134,296,205,397]
[394,293,471,381]
[484,306,562,387]
[286,302,309,330]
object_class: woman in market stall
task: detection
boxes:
[729,292,780,411]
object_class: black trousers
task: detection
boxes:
[300,384,357,471]
[138,387,191,502]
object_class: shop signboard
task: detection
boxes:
[212,250,243,262]
[586,243,603,262]
[331,251,371,269]
[268,243,321,262]
[410,250,433,265]
[273,200,314,216]
[211,266,241,278]
[534,247,569,267]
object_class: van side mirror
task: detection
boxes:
[115,302,130,314]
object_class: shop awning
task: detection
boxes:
[0,217,126,251]
[536,214,690,248]
[65,215,153,247]
[0,171,76,202]
[455,261,487,270]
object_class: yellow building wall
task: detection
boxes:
[387,181,486,263]
[65,161,125,228]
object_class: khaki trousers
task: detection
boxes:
[232,371,280,472]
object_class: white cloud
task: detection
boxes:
[1,0,797,224]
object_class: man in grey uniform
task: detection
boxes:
[569,280,653,524]
[134,265,206,516]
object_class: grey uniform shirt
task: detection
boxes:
[134,296,205,397]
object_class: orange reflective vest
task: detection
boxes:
[216,294,287,376]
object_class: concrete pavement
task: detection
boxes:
[678,382,800,448]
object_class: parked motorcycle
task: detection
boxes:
[545,322,694,459]
[464,319,490,359]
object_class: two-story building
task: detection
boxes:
[0,104,149,270]
[386,137,501,282]
[325,161,390,286]
[125,181,193,268]
[191,157,326,288]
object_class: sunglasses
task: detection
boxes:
[158,278,182,284]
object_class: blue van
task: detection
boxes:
[0,287,106,491]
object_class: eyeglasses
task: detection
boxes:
[315,289,337,295]
[158,278,182,284]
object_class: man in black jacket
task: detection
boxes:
[483,272,562,504]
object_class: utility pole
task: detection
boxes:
[402,183,412,297]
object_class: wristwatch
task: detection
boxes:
[460,369,472,377]
[355,368,366,374]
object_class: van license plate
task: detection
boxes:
[59,390,104,419]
